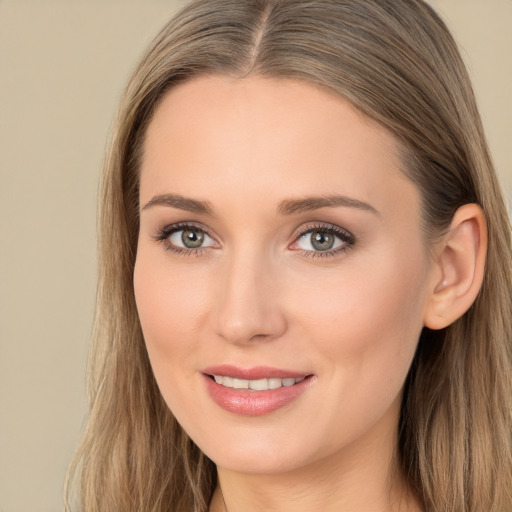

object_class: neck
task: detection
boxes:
[211,458,417,512]
[210,460,420,512]
[209,402,422,512]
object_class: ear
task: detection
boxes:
[423,204,487,330]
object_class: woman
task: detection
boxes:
[65,0,512,511]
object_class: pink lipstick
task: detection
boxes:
[202,365,314,416]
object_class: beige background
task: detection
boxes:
[0,1,510,511]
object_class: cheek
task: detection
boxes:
[134,253,218,432]
[133,237,429,471]
[134,250,209,340]
[133,252,210,394]
[289,247,427,404]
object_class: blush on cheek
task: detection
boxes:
[303,261,424,412]
[135,257,192,331]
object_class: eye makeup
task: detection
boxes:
[152,221,218,257]
[290,222,355,258]
[152,220,356,259]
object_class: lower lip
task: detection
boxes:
[203,375,313,416]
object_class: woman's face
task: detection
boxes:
[134,75,436,475]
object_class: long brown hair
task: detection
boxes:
[65,1,512,510]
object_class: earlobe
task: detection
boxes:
[423,204,487,330]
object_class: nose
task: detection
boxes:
[213,249,287,345]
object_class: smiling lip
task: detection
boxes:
[202,365,314,416]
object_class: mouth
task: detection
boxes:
[208,374,308,391]
[202,366,314,416]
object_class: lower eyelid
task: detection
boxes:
[153,223,354,257]
[291,225,355,248]
[297,243,353,257]
[153,223,221,255]
[169,229,215,247]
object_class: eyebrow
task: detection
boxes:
[277,195,379,216]
[141,193,214,215]
[141,192,379,216]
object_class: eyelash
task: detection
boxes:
[293,223,355,258]
[152,222,214,257]
[153,222,355,258]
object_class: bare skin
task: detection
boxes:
[134,75,485,512]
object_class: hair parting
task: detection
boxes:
[65,1,512,511]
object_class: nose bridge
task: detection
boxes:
[214,244,286,344]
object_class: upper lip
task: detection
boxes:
[202,365,311,380]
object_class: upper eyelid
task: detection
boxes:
[294,222,354,239]
[156,221,216,238]
[156,221,353,241]
[154,223,218,254]
[298,221,343,229]
[154,223,355,259]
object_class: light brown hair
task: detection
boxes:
[65,1,512,510]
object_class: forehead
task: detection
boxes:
[140,75,420,221]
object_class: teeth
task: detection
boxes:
[249,378,268,391]
[232,378,249,389]
[268,378,282,389]
[212,375,306,391]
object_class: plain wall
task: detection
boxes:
[0,1,510,511]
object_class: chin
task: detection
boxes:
[208,447,309,475]
[189,420,338,477]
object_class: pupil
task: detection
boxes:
[182,228,204,248]
[311,230,334,251]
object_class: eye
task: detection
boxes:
[291,224,354,256]
[169,227,215,249]
[154,223,218,254]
